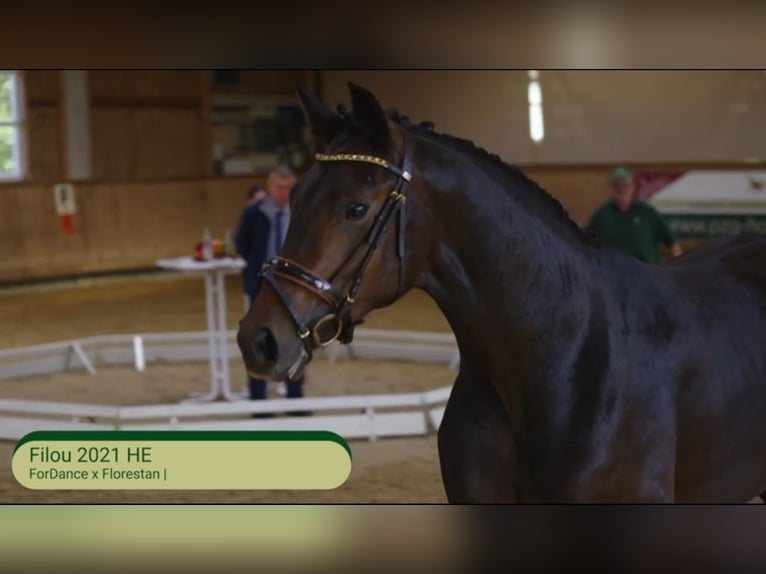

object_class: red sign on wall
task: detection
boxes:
[633,172,686,200]
[53,183,77,236]
[59,213,75,235]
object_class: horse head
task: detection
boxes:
[237,83,430,382]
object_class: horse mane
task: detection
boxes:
[385,108,597,246]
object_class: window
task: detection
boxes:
[527,70,545,144]
[211,94,310,175]
[0,71,23,180]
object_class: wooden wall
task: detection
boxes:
[0,71,312,283]
[0,177,258,283]
[22,71,63,182]
[210,70,310,96]
[0,71,757,283]
[18,70,312,183]
[0,163,729,283]
[89,71,207,180]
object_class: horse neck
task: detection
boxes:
[412,140,599,379]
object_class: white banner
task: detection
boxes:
[640,170,766,237]
[648,170,766,215]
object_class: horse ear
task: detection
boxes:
[348,82,390,148]
[296,86,344,146]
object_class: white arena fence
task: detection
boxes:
[0,329,457,442]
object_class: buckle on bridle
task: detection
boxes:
[311,313,344,348]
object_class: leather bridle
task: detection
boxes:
[258,139,412,355]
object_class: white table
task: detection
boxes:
[155,256,247,403]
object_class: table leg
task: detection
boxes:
[182,272,221,403]
[217,271,247,401]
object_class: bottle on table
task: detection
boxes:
[201,228,213,261]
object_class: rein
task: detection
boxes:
[258,141,412,355]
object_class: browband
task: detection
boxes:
[314,153,412,182]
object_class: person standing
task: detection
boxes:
[241,185,267,313]
[586,166,682,264]
[235,165,310,416]
[246,185,267,206]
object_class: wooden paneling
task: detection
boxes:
[25,106,62,181]
[89,71,200,103]
[132,71,201,101]
[21,71,60,105]
[7,71,762,284]
[130,109,202,179]
[88,71,205,180]
[210,71,310,95]
[199,72,213,177]
[523,167,613,227]
[0,163,745,283]
[0,186,23,258]
[90,108,133,180]
[19,71,64,181]
[88,71,131,102]
[18,71,311,183]
[0,177,259,282]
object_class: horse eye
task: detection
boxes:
[345,202,369,220]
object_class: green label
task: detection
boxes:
[12,431,352,490]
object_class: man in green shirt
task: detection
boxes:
[586,166,682,264]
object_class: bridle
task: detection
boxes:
[258,139,412,355]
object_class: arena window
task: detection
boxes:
[0,71,24,180]
[527,70,545,144]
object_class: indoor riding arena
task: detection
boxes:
[1,71,765,503]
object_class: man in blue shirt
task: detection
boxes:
[236,165,309,415]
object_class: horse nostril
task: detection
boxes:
[254,327,279,366]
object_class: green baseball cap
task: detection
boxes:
[609,166,634,182]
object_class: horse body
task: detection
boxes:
[434,244,766,502]
[657,242,766,501]
[409,129,766,502]
[238,83,766,502]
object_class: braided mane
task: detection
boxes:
[386,109,596,245]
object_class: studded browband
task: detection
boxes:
[314,153,412,182]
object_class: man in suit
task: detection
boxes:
[236,165,310,416]
[240,185,267,313]
[246,185,267,206]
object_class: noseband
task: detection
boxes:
[258,142,412,355]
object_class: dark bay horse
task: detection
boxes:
[237,82,766,503]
